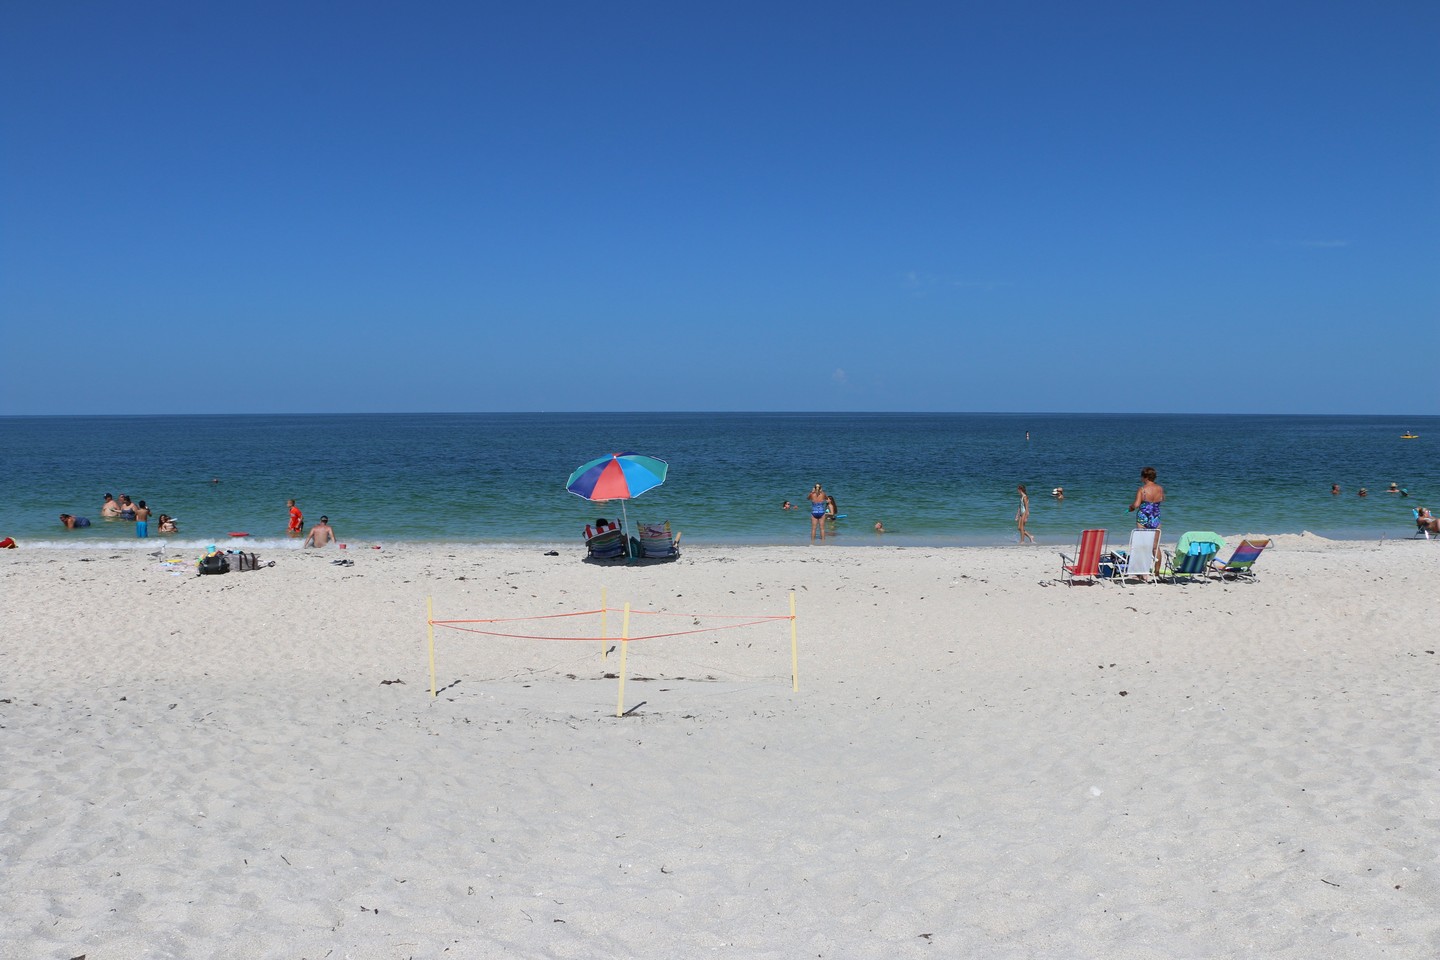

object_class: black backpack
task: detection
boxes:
[198,554,230,575]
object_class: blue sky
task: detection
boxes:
[3,2,1436,415]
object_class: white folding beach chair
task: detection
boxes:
[1111,528,1160,583]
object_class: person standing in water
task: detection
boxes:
[807,483,828,543]
[1015,484,1036,544]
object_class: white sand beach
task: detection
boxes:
[2,536,1438,959]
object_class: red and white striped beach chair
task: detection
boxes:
[1059,528,1107,586]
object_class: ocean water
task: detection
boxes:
[0,413,1434,551]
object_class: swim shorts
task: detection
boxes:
[135,520,148,538]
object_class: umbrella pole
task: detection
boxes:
[620,500,631,558]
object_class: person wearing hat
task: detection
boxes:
[304,516,337,548]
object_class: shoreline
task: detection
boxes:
[1,522,1429,553]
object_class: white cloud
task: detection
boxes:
[832,368,849,386]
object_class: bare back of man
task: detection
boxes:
[305,519,336,548]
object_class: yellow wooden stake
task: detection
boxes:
[427,596,437,698]
[790,591,799,692]
[615,602,631,717]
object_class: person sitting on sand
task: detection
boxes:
[304,516,337,548]
[59,514,91,529]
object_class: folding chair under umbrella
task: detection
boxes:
[565,452,669,544]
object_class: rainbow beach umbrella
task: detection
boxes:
[565,452,669,537]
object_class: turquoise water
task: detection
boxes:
[0,413,1434,550]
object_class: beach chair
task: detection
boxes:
[637,521,681,560]
[584,528,627,561]
[1059,529,1106,586]
[1109,528,1160,583]
[1210,538,1271,581]
[1162,531,1224,583]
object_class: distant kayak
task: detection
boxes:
[1401,433,1419,439]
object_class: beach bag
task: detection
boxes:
[198,554,229,575]
[228,551,261,572]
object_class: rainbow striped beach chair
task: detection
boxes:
[637,521,681,560]
[584,528,628,561]
[1210,538,1271,581]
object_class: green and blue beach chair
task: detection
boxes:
[1162,531,1225,583]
